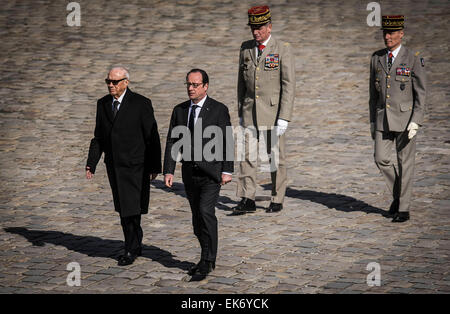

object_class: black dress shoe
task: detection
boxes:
[266,202,283,213]
[388,199,399,216]
[188,261,201,276]
[232,198,256,214]
[118,252,137,266]
[392,212,410,223]
[119,247,142,259]
[198,260,215,276]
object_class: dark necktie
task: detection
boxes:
[258,44,265,58]
[388,52,393,71]
[113,100,120,117]
[188,105,199,134]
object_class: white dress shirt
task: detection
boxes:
[187,95,207,127]
[387,44,402,64]
[112,89,127,111]
[255,35,272,57]
[187,95,231,176]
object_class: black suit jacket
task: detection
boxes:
[163,96,233,183]
[86,88,161,217]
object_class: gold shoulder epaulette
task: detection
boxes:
[415,51,420,56]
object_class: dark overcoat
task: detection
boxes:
[87,88,161,217]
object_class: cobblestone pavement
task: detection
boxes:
[0,0,449,294]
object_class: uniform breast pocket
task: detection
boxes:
[265,67,280,81]
[264,65,279,71]
[400,103,412,112]
[270,94,280,106]
[395,75,410,92]
[395,75,410,82]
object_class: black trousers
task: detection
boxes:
[182,163,221,262]
[120,214,143,255]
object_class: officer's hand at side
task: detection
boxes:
[407,122,419,140]
[276,119,288,136]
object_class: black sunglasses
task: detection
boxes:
[105,78,127,85]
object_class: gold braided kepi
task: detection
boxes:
[381,15,405,31]
[248,5,271,26]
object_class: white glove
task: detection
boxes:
[276,119,288,136]
[407,122,419,140]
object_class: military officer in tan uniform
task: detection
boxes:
[233,5,295,214]
[369,15,427,222]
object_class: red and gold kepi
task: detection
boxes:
[381,15,405,31]
[248,5,271,26]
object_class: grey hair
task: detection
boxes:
[109,66,130,79]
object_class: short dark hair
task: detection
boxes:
[186,68,209,85]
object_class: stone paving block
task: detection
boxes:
[96,267,124,276]
[388,287,415,294]
[23,269,51,276]
[129,277,158,287]
[0,287,20,293]
[21,276,49,284]
[155,279,181,288]
[114,271,146,280]
[208,277,239,286]
[84,274,112,281]
[323,281,354,290]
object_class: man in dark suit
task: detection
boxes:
[164,69,233,277]
[86,67,161,266]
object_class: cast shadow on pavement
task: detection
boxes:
[151,179,388,216]
[3,227,194,271]
[152,179,241,212]
[151,179,186,198]
[261,185,389,217]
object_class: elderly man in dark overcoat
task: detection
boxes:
[86,67,161,266]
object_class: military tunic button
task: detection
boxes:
[387,85,390,88]
[387,75,391,78]
[387,104,390,108]
[386,95,390,98]
[256,86,259,89]
[256,67,260,71]
[256,95,259,98]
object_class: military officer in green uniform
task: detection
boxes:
[369,15,427,222]
[233,5,295,214]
